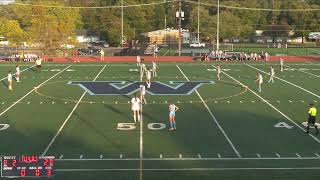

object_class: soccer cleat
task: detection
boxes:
[169,128,174,131]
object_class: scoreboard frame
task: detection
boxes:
[1,155,55,178]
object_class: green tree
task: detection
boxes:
[0,17,25,45]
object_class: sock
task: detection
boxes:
[144,99,147,104]
[173,121,176,129]
[134,115,136,122]
[170,121,173,129]
[307,126,310,132]
[138,114,140,121]
[316,126,319,134]
[17,77,19,82]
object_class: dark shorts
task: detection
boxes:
[308,116,316,124]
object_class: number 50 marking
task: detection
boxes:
[117,123,166,131]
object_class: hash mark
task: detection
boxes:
[314,153,320,157]
[217,154,221,158]
[179,154,182,159]
[80,155,83,159]
[100,155,103,159]
[59,155,63,159]
[256,154,261,158]
[120,154,123,159]
[160,154,163,159]
[296,153,301,158]
[197,154,202,159]
[275,153,281,158]
[289,100,293,103]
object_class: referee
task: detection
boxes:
[306,104,318,135]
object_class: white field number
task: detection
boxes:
[274,122,293,129]
[117,123,166,130]
[0,124,10,131]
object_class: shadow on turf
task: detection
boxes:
[1,80,7,87]
[73,112,125,149]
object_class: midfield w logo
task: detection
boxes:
[69,81,214,95]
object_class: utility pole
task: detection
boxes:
[178,0,182,56]
[216,0,220,51]
[121,0,124,48]
[197,0,200,44]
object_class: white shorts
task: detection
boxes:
[132,105,140,111]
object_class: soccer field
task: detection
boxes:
[0,61,320,180]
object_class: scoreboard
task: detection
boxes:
[1,155,55,178]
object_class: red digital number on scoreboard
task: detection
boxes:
[20,169,26,177]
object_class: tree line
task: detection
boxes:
[0,0,319,52]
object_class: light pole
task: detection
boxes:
[176,0,184,56]
[121,0,124,48]
[197,0,200,44]
[216,0,220,51]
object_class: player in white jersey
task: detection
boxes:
[15,65,21,82]
[168,102,179,131]
[140,62,147,80]
[136,55,141,67]
[131,94,141,123]
[35,58,42,72]
[153,44,159,58]
[216,65,221,80]
[8,71,13,90]
[152,61,158,77]
[268,66,275,83]
[255,72,263,92]
[146,69,152,88]
[280,58,284,72]
[140,84,147,104]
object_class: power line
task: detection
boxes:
[11,0,178,9]
[185,0,320,12]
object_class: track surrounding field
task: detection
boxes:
[0,61,320,180]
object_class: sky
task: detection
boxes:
[0,0,14,5]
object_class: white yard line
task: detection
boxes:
[0,65,71,117]
[56,167,320,172]
[284,65,320,78]
[213,65,320,144]
[176,65,242,158]
[56,156,320,161]
[0,65,36,81]
[41,65,107,156]
[140,101,144,180]
[306,61,320,66]
[246,64,320,99]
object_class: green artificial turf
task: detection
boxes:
[0,61,320,180]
